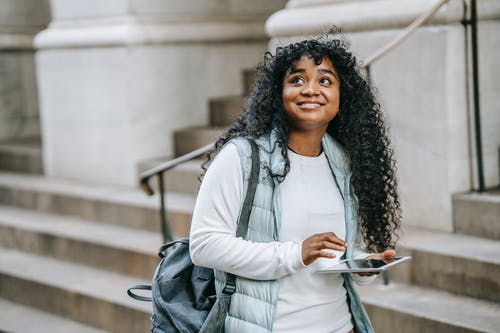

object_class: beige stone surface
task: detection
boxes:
[34,0,287,186]
[36,42,265,186]
[266,0,500,230]
[453,192,500,240]
[0,171,195,234]
[0,0,50,30]
[0,248,151,332]
[0,0,49,141]
[359,281,500,333]
[0,298,110,333]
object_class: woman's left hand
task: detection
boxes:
[355,249,396,277]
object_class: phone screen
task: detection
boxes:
[343,257,401,270]
[318,256,411,273]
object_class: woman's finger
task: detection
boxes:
[318,240,346,252]
[317,250,336,259]
[382,249,396,257]
[302,232,348,265]
[367,249,397,260]
[322,232,348,247]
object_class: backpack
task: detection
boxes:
[128,139,260,332]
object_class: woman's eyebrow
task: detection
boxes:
[287,68,305,75]
[319,68,338,79]
[286,67,338,80]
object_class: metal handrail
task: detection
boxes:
[362,0,449,68]
[139,142,214,241]
[139,143,214,195]
[140,0,455,242]
[469,0,485,192]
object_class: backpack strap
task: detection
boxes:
[222,139,259,294]
[128,139,260,301]
[127,238,191,302]
[158,238,189,258]
[127,284,152,301]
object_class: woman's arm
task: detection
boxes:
[189,143,304,280]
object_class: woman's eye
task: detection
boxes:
[289,76,304,84]
[320,77,332,85]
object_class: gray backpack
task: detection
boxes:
[128,139,259,332]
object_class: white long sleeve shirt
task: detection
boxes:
[190,143,375,333]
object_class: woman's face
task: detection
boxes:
[282,56,340,132]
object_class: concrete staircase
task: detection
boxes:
[171,68,253,157]
[359,219,500,333]
[0,172,168,332]
[0,137,43,174]
[355,188,500,333]
[0,70,252,332]
[1,68,499,333]
[0,167,203,332]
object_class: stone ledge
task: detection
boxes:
[0,298,110,333]
[0,204,162,279]
[266,0,500,37]
[0,171,195,235]
[0,249,151,332]
[0,32,37,50]
[35,18,269,50]
[48,0,286,22]
[453,191,500,240]
[359,281,500,333]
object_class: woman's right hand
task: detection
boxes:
[301,232,348,266]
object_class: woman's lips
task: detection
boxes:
[298,102,322,110]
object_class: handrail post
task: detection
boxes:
[139,143,214,242]
[158,172,173,242]
[470,0,485,192]
[365,64,372,84]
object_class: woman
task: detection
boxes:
[189,38,401,333]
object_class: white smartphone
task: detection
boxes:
[317,256,411,273]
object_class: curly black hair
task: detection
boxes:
[203,38,401,253]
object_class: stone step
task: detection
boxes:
[209,96,244,127]
[0,138,43,174]
[358,281,500,333]
[0,298,111,333]
[0,205,162,279]
[453,190,500,240]
[173,126,223,157]
[0,249,151,333]
[138,157,203,196]
[0,171,195,237]
[390,226,500,303]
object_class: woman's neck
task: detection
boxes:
[287,130,324,157]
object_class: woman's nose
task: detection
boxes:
[301,81,319,95]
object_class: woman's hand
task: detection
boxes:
[301,232,347,266]
[355,249,397,276]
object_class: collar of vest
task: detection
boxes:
[263,128,352,182]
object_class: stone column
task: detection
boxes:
[266,0,500,231]
[0,0,50,141]
[35,0,286,186]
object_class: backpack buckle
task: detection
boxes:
[222,283,236,294]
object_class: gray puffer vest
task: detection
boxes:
[214,130,375,333]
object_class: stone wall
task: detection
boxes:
[266,0,500,231]
[35,0,286,186]
[0,0,50,140]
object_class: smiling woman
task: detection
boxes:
[190,38,401,333]
[282,56,340,156]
